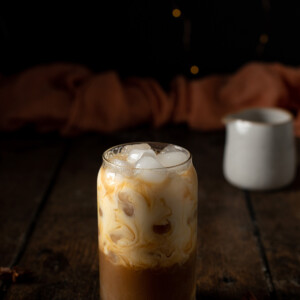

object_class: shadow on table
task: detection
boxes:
[197,289,259,300]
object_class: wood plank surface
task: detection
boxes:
[249,139,300,300]
[3,135,119,300]
[2,127,294,299]
[0,134,66,270]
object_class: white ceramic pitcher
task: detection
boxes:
[223,107,296,190]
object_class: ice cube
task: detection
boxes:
[127,149,156,164]
[135,156,162,169]
[137,169,167,183]
[122,143,151,154]
[110,159,133,177]
[103,169,123,185]
[118,191,135,216]
[135,156,167,183]
[157,151,188,168]
[160,144,182,153]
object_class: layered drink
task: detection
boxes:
[97,142,198,300]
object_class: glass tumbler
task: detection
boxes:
[97,142,198,300]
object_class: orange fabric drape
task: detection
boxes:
[0,62,300,136]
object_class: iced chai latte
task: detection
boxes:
[97,142,198,300]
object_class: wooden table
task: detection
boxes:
[0,126,299,300]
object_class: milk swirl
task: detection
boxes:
[97,143,198,269]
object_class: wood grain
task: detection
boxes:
[0,134,65,268]
[3,135,119,300]
[249,139,300,300]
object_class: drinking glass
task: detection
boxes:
[97,142,198,300]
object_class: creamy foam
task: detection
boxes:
[97,143,197,269]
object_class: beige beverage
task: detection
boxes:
[97,142,198,300]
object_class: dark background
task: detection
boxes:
[1,1,300,86]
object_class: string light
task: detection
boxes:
[172,4,271,74]
[259,33,269,44]
[172,8,182,18]
[190,65,199,75]
[256,0,270,57]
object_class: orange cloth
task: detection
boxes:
[0,62,300,136]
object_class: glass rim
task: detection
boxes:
[102,141,192,171]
